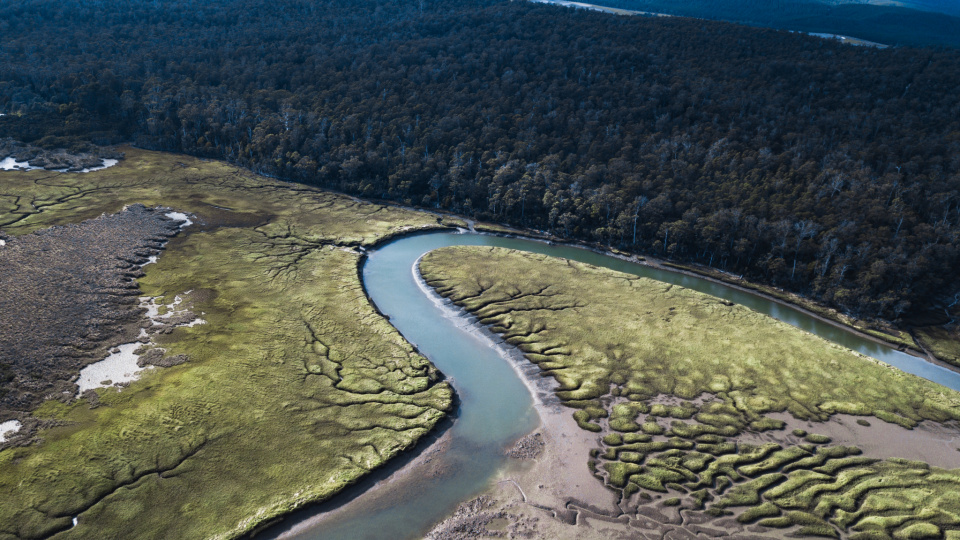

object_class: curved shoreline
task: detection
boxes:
[263,246,609,540]
[365,217,940,370]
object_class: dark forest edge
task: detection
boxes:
[2,0,960,336]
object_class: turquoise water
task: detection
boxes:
[275,230,960,540]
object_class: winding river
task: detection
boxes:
[278,230,960,540]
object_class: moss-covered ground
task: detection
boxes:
[420,246,960,539]
[0,149,454,539]
[914,327,960,369]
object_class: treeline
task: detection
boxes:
[2,0,960,320]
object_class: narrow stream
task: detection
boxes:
[280,230,960,540]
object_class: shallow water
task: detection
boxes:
[279,230,960,540]
[279,233,539,540]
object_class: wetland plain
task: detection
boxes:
[0,149,455,539]
[4,149,960,540]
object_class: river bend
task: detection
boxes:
[281,230,960,540]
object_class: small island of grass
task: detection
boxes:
[420,245,960,539]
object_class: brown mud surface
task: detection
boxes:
[0,204,182,443]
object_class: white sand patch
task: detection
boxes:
[76,342,150,394]
[165,211,193,228]
[79,158,118,173]
[77,291,207,396]
[142,296,161,320]
[0,420,22,443]
[75,293,203,396]
[140,294,205,327]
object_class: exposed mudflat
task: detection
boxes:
[0,204,182,444]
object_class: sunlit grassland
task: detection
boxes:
[420,246,960,539]
[0,150,454,539]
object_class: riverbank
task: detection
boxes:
[465,219,957,375]
[414,259,625,539]
[5,147,960,539]
[267,223,960,537]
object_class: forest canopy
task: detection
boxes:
[1,0,959,320]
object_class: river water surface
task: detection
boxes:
[280,230,960,540]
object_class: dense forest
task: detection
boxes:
[596,0,960,48]
[2,0,960,321]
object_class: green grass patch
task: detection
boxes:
[420,245,960,538]
[0,149,454,539]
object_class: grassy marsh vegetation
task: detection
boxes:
[421,246,960,539]
[0,149,454,539]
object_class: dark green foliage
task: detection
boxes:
[3,0,960,320]
[737,501,781,523]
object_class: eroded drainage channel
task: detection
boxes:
[271,230,960,540]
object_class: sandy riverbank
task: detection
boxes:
[265,424,458,539]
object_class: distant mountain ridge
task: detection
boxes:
[586,0,960,47]
[845,0,960,18]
